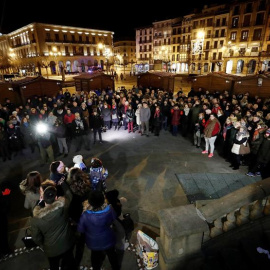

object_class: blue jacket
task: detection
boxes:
[78,204,116,250]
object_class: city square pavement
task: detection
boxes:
[0,127,252,270]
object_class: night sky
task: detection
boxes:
[0,0,225,39]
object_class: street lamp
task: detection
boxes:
[49,47,61,75]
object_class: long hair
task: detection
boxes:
[25,171,43,193]
[67,167,91,196]
[50,161,61,174]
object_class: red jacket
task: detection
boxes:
[64,113,75,124]
[204,119,220,137]
[171,109,182,126]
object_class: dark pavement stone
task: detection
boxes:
[176,173,261,203]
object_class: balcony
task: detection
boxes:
[139,40,152,44]
[11,42,31,48]
[153,34,164,39]
[260,51,270,57]
[73,52,84,56]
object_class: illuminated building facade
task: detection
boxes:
[135,26,153,73]
[0,22,114,77]
[113,40,136,74]
[135,0,270,75]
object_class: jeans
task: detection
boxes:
[57,137,68,154]
[162,116,168,130]
[204,136,217,154]
[128,122,133,132]
[172,125,178,136]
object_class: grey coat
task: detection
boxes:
[140,107,150,122]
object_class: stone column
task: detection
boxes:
[157,205,209,270]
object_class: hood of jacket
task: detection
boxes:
[33,197,65,218]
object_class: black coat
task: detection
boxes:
[71,118,88,136]
[90,115,103,129]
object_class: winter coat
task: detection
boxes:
[111,108,119,123]
[126,109,135,123]
[204,118,221,138]
[250,128,265,155]
[71,118,88,136]
[190,105,202,125]
[30,182,75,257]
[257,137,270,164]
[101,108,111,122]
[135,108,141,125]
[140,107,150,122]
[153,112,163,127]
[53,124,66,138]
[171,108,181,126]
[161,104,171,118]
[231,134,249,155]
[77,203,116,251]
[90,115,103,129]
[20,123,35,145]
[63,113,75,125]
[19,179,40,210]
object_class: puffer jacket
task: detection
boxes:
[30,182,75,257]
[77,202,116,251]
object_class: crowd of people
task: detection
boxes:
[1,82,270,268]
[1,85,270,177]
[17,157,129,270]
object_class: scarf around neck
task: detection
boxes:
[204,118,219,138]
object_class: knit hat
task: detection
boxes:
[266,129,270,135]
[43,186,57,204]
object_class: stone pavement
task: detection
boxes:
[176,172,261,203]
[0,128,253,269]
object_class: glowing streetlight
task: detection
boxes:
[98,43,104,49]
[197,31,205,39]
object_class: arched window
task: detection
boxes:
[236,60,244,73]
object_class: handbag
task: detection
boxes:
[22,228,38,249]
[231,143,240,154]
[239,142,250,155]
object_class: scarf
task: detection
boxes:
[154,110,160,118]
[23,122,29,128]
[204,118,219,138]
[75,118,84,130]
[223,123,232,140]
[252,127,264,141]
[184,107,190,116]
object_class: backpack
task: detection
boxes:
[118,213,134,241]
